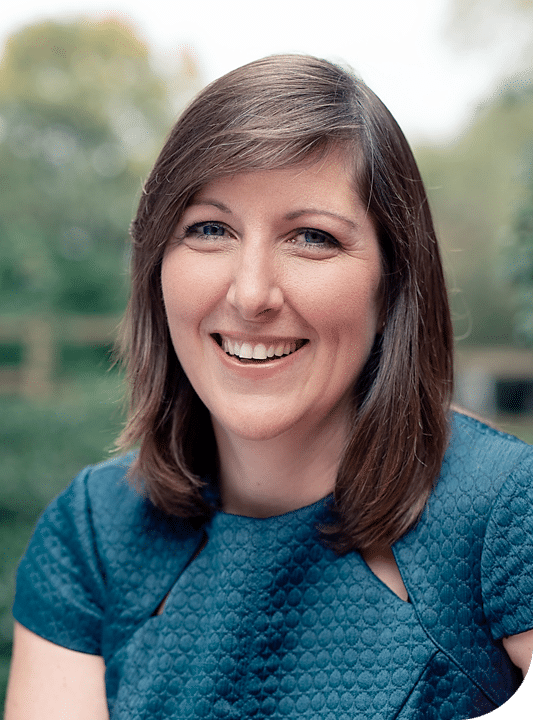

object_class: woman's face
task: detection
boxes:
[161,151,383,443]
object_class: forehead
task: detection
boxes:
[188,148,362,210]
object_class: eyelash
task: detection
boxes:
[182,221,339,251]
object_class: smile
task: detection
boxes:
[212,334,308,363]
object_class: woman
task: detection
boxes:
[6,55,533,719]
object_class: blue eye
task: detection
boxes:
[292,228,338,250]
[303,229,330,244]
[187,222,226,237]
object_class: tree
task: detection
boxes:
[0,22,202,704]
[415,2,533,346]
[506,136,533,345]
[415,75,533,346]
[0,19,201,315]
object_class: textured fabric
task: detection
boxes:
[13,412,533,719]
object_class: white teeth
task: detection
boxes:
[222,337,235,355]
[219,336,302,360]
[285,342,295,355]
[240,342,253,359]
[252,344,268,360]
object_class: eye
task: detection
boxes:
[184,222,227,238]
[302,229,333,245]
[291,228,339,250]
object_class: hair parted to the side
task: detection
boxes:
[116,54,453,553]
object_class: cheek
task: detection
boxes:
[306,269,381,346]
[161,249,225,323]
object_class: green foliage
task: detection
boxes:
[415,74,533,346]
[505,171,533,344]
[0,18,197,315]
[0,18,202,709]
[0,375,126,710]
[430,0,533,343]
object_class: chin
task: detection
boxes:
[212,408,308,444]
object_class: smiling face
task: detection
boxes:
[161,151,383,445]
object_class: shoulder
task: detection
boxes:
[448,409,531,463]
[14,453,204,654]
[75,452,145,532]
[37,452,147,558]
[438,410,532,502]
[398,412,531,557]
[395,410,532,586]
[77,451,140,509]
[392,411,531,693]
[12,456,140,654]
[420,410,533,559]
[59,453,202,566]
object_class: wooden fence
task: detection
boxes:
[2,318,533,413]
[0,315,122,398]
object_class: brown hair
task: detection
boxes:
[116,54,453,552]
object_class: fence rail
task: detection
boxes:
[2,317,533,412]
[0,315,122,398]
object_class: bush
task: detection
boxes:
[0,373,125,710]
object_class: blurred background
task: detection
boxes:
[0,0,532,706]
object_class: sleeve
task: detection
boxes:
[481,449,533,640]
[13,465,106,654]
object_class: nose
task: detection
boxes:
[226,238,284,320]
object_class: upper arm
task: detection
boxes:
[4,622,109,720]
[503,628,533,677]
[480,450,533,645]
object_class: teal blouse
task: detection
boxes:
[13,413,533,719]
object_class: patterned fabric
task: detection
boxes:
[13,413,533,719]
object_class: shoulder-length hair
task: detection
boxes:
[116,54,453,553]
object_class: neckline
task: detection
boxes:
[212,492,335,524]
[201,474,335,523]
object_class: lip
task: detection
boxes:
[210,333,309,372]
[212,333,308,360]
[211,332,308,345]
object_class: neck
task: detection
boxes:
[212,416,347,517]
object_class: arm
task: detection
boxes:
[4,622,109,720]
[479,448,533,681]
[503,628,533,677]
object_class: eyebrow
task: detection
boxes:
[187,200,360,231]
[284,208,359,231]
[187,199,232,213]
